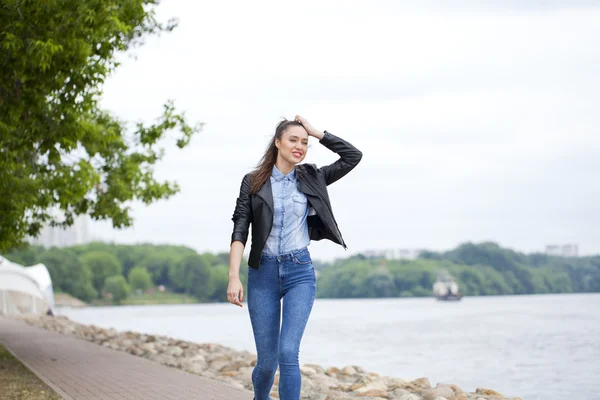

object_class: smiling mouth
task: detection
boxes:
[292,152,303,157]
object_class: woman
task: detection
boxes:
[228,115,362,400]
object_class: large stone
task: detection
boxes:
[475,388,504,397]
[403,377,431,391]
[188,354,206,363]
[300,392,324,400]
[352,365,366,373]
[182,361,207,375]
[206,353,229,363]
[300,375,318,392]
[472,397,503,400]
[397,395,422,400]
[355,381,388,394]
[210,359,230,372]
[165,346,184,357]
[303,363,326,374]
[355,389,390,398]
[310,374,341,391]
[421,386,455,400]
[129,346,144,356]
[390,388,412,397]
[152,354,178,367]
[340,366,358,375]
[324,392,353,400]
[436,383,465,396]
[300,366,318,376]
[146,334,157,342]
[383,377,408,390]
[221,359,250,373]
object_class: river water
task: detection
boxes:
[57,293,600,400]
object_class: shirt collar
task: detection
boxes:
[271,165,296,182]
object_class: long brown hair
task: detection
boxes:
[249,118,303,193]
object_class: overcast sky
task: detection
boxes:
[91,0,600,261]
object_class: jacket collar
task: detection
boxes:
[255,164,318,211]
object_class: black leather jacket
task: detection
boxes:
[231,131,362,269]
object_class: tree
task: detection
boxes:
[128,266,152,292]
[2,244,46,266]
[81,251,122,296]
[207,265,229,302]
[0,0,202,251]
[38,248,97,301]
[139,251,182,286]
[104,275,130,304]
[169,254,213,301]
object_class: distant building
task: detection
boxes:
[545,244,579,257]
[28,214,91,248]
[362,248,424,260]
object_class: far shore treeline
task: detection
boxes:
[4,242,599,305]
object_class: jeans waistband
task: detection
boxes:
[261,247,309,261]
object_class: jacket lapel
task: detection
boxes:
[297,173,319,197]
[256,178,274,213]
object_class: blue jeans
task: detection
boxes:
[248,247,317,400]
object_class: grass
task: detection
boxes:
[90,290,199,306]
[0,344,61,400]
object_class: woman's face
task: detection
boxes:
[276,125,309,165]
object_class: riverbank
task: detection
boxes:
[90,291,198,306]
[14,315,522,400]
[53,291,198,308]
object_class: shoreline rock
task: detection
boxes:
[14,315,522,400]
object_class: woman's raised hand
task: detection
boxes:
[295,115,324,140]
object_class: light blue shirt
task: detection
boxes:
[263,165,310,256]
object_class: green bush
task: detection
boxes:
[104,275,130,304]
[81,252,122,296]
[128,267,152,292]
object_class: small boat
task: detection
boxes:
[433,273,463,301]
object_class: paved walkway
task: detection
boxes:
[0,317,252,400]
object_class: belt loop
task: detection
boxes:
[277,255,281,262]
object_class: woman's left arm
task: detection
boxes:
[295,115,363,185]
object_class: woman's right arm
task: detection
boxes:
[228,173,252,306]
[229,241,245,281]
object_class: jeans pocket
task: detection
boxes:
[293,251,312,265]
